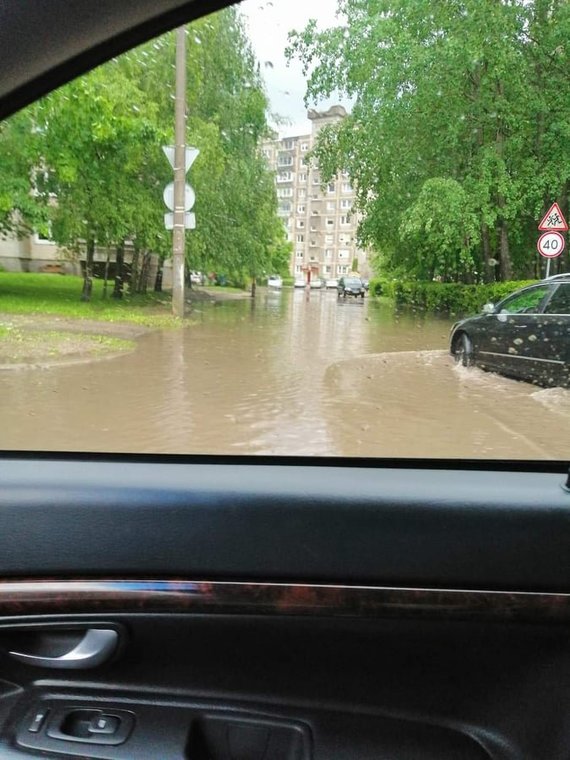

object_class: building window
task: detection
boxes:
[300,157,308,167]
[299,173,307,183]
[326,218,334,227]
[295,265,303,273]
[312,174,320,185]
[298,188,306,199]
[342,182,352,193]
[297,220,305,229]
[277,172,293,182]
[327,182,335,193]
[296,250,304,259]
[337,265,349,274]
[326,201,335,211]
[34,223,54,243]
[325,265,332,273]
[301,143,309,152]
[325,234,334,244]
[338,249,349,260]
[296,234,304,242]
[340,215,349,225]
[340,199,351,209]
[325,249,333,259]
[278,155,293,166]
[297,204,306,213]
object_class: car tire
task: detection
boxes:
[454,333,474,368]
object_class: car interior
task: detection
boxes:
[1,1,570,759]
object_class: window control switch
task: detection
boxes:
[88,714,121,735]
[46,706,134,746]
[27,707,49,734]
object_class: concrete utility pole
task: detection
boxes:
[172,25,187,318]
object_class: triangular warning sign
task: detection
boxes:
[538,202,568,231]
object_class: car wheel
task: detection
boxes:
[454,333,474,368]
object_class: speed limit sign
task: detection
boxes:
[537,231,565,258]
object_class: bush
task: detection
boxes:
[369,277,396,298]
[371,279,537,316]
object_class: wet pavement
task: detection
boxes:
[1,288,568,459]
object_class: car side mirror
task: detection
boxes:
[482,303,496,314]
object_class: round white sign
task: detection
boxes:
[163,182,195,212]
[537,231,565,258]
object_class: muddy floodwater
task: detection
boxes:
[1,288,569,459]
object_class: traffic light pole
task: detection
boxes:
[172,26,187,318]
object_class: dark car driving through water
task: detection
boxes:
[337,276,366,299]
[450,275,570,387]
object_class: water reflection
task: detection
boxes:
[1,289,566,458]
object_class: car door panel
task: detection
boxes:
[1,607,570,758]
[476,286,554,381]
[1,457,570,589]
[0,456,570,759]
[468,314,504,371]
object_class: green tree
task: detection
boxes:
[0,111,49,239]
[288,0,570,282]
[32,63,162,300]
[1,5,281,301]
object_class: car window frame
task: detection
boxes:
[542,282,570,316]
[496,283,554,315]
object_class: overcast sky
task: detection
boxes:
[239,0,350,137]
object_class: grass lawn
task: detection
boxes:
[200,284,250,295]
[0,272,180,327]
[0,326,135,364]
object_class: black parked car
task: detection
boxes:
[450,276,570,387]
[337,276,366,298]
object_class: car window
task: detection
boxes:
[0,0,569,462]
[498,286,551,315]
[543,284,570,315]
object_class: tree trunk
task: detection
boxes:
[251,276,256,298]
[102,250,110,298]
[129,244,140,295]
[494,78,513,282]
[481,224,493,283]
[112,241,125,299]
[80,238,94,301]
[139,252,151,293]
[498,219,512,281]
[154,265,163,292]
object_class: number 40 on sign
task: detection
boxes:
[537,231,565,259]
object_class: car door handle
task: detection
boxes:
[9,628,118,669]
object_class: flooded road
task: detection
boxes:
[1,288,568,458]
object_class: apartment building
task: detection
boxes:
[262,105,368,282]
